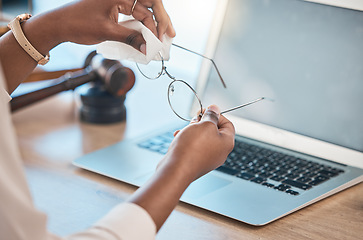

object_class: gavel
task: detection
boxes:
[10,51,136,123]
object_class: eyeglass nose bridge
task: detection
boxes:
[156,51,177,80]
[163,66,176,80]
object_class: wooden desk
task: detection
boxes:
[12,90,363,240]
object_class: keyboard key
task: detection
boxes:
[261,166,276,172]
[290,168,307,175]
[318,169,339,177]
[237,172,255,180]
[149,137,165,146]
[282,179,312,190]
[273,169,288,176]
[138,143,149,149]
[216,166,239,176]
[308,174,330,186]
[270,175,285,182]
[286,189,300,195]
[149,145,162,152]
[303,172,319,179]
[251,177,266,184]
[274,184,291,191]
[262,182,275,188]
[314,174,330,181]
[248,168,260,174]
[257,172,273,178]
[296,176,312,183]
[160,132,175,141]
[309,179,325,186]
[158,148,168,154]
[285,173,300,179]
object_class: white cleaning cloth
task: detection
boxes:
[97,19,173,64]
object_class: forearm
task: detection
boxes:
[0,11,62,94]
[0,0,176,95]
[128,155,194,231]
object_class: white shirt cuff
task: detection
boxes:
[94,202,156,240]
[1,88,11,103]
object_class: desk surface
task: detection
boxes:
[12,90,363,240]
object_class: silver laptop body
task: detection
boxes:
[73,0,363,225]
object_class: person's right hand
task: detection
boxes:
[133,0,176,40]
[158,105,235,183]
[2,0,175,93]
[24,0,175,55]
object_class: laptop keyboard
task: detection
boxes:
[138,132,345,196]
[137,131,175,155]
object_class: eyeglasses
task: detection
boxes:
[136,43,265,121]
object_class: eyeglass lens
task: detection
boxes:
[136,52,164,80]
[167,80,203,121]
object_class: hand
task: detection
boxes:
[128,105,235,231]
[1,0,175,95]
[158,105,235,182]
[132,0,176,40]
[29,0,175,53]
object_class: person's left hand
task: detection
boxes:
[157,105,235,182]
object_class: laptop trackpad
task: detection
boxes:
[181,174,232,200]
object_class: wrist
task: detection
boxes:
[20,11,63,57]
[157,153,197,186]
[128,154,195,231]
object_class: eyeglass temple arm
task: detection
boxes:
[172,43,227,88]
[220,97,266,114]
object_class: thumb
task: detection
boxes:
[110,24,147,54]
[200,105,221,126]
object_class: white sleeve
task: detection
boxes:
[67,203,156,240]
[1,86,11,102]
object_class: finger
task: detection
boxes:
[190,114,201,124]
[218,114,235,137]
[200,105,220,125]
[173,130,180,137]
[152,3,176,39]
[190,118,199,124]
[131,4,158,37]
[109,24,146,53]
[165,18,176,38]
[156,17,169,40]
[159,19,176,39]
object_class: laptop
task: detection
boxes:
[73,0,363,225]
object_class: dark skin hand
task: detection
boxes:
[0,0,175,93]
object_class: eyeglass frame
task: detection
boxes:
[136,43,266,121]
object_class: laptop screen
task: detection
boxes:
[201,0,363,153]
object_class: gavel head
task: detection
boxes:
[85,51,136,96]
[80,51,136,124]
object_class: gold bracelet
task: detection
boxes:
[8,14,50,65]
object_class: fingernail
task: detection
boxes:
[190,116,199,123]
[140,43,146,55]
[173,130,180,137]
[207,105,220,115]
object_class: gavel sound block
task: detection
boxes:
[10,52,135,124]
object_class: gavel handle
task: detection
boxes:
[10,70,97,112]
